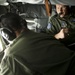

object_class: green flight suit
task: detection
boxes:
[0,29,75,75]
[47,14,75,46]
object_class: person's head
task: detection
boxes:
[56,4,70,17]
[0,12,27,41]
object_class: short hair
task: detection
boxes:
[0,12,27,31]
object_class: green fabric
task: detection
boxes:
[0,29,75,75]
[47,14,75,34]
[46,14,75,45]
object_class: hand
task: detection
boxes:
[54,29,65,39]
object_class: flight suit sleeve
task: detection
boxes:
[46,17,58,35]
[0,56,14,75]
[0,55,34,75]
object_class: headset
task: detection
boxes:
[0,13,27,41]
[0,27,16,41]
